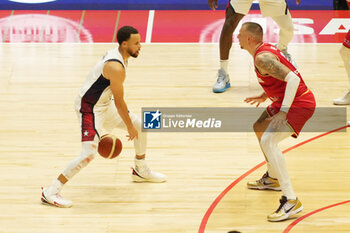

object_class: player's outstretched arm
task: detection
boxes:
[103,61,138,140]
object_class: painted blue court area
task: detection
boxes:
[0,0,333,10]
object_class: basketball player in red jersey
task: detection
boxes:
[41,26,166,208]
[208,0,300,93]
[238,22,315,222]
[333,25,350,105]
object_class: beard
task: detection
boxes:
[128,48,139,58]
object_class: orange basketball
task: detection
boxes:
[97,134,122,159]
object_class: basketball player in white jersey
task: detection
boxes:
[41,26,167,208]
[208,0,300,93]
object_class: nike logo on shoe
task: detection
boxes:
[263,181,275,185]
[285,204,296,213]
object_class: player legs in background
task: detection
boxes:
[333,29,350,105]
[211,5,244,93]
[208,0,297,93]
[271,10,295,66]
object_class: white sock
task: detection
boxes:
[220,60,229,74]
[46,179,63,195]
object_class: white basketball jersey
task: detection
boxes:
[75,48,126,112]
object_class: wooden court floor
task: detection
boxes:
[0,43,349,233]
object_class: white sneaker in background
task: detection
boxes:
[333,90,350,105]
[212,68,230,93]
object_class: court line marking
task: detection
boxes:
[283,200,350,233]
[2,10,15,43]
[145,10,155,44]
[198,124,349,233]
[77,10,85,42]
[112,10,121,43]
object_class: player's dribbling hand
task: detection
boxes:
[267,111,287,129]
[208,0,218,10]
[127,126,138,141]
[244,92,267,107]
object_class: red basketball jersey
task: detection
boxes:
[343,29,350,49]
[253,43,309,107]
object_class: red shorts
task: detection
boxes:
[267,90,316,138]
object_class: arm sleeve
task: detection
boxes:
[280,71,300,113]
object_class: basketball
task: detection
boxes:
[97,134,122,159]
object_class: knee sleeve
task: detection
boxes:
[62,141,96,180]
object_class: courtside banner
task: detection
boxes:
[0,0,332,10]
[0,10,348,43]
[141,107,347,132]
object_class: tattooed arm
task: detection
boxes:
[254,52,291,80]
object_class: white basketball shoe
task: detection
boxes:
[268,196,303,222]
[41,187,73,208]
[212,68,230,93]
[247,172,281,191]
[131,159,167,183]
[333,90,350,105]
